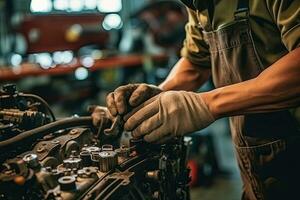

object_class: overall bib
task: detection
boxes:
[198,0,300,199]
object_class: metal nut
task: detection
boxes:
[70,129,78,135]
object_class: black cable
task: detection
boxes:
[0,116,92,150]
[19,93,56,121]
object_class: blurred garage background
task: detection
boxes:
[0,0,242,199]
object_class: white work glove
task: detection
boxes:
[123,91,215,143]
[106,83,162,116]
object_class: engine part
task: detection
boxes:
[0,85,191,200]
[63,157,82,169]
[23,153,40,169]
[58,176,76,191]
[98,145,118,172]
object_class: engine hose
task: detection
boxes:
[0,116,92,150]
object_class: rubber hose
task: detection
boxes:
[19,93,56,121]
[0,116,92,150]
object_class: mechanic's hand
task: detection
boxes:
[90,106,122,136]
[90,106,113,127]
[123,91,215,143]
[106,83,162,116]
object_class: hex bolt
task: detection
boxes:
[23,153,40,169]
[37,147,45,153]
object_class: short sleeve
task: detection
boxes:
[266,0,300,51]
[180,8,211,68]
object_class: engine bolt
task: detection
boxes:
[58,176,76,191]
[37,147,45,153]
[52,140,60,144]
[70,129,78,135]
[23,153,40,169]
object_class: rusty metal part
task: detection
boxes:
[63,157,82,169]
[23,153,40,169]
[58,176,76,191]
[0,88,191,200]
[98,150,118,172]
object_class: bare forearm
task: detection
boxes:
[202,47,300,119]
[159,57,211,91]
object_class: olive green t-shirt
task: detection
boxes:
[181,0,300,68]
[180,0,300,125]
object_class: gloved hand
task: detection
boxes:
[123,91,215,143]
[106,83,162,116]
[90,106,113,127]
[90,106,123,137]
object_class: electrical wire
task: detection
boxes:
[19,93,56,121]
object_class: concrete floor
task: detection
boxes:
[190,118,243,200]
[190,175,242,200]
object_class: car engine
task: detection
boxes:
[0,84,191,200]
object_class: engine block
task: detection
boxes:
[0,84,191,200]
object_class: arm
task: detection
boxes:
[159,7,212,92]
[124,47,300,142]
[202,47,300,119]
[122,1,300,142]
[102,8,211,118]
[159,57,211,91]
